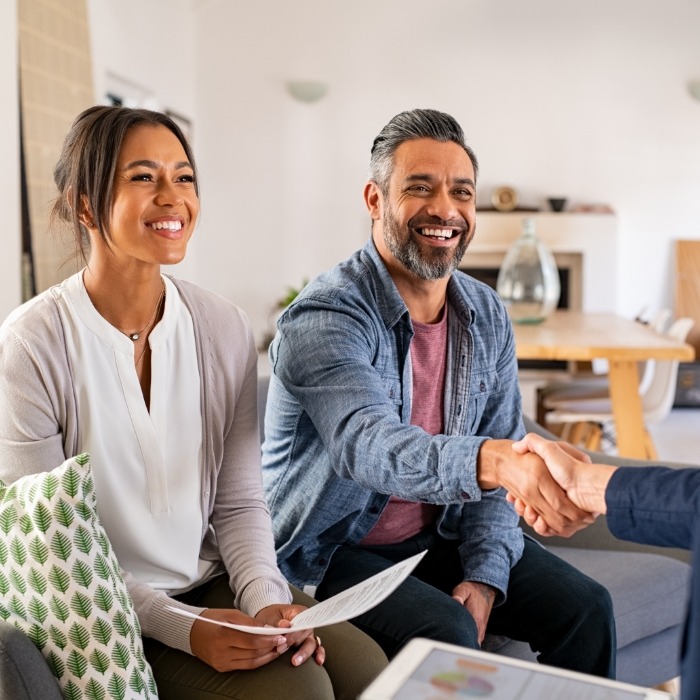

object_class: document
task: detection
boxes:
[167,549,426,634]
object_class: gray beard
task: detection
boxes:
[382,208,470,280]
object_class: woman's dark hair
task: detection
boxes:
[51,105,198,262]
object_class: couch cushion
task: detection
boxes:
[0,620,62,699]
[548,546,690,648]
[0,454,158,699]
[488,546,689,685]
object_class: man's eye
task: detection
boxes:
[409,185,429,193]
[454,189,473,199]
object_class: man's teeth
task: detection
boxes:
[150,221,182,231]
[420,228,454,240]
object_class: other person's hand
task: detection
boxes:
[509,433,616,535]
[477,439,596,537]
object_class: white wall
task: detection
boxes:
[189,0,700,343]
[86,0,199,281]
[59,1,700,343]
[1,0,21,321]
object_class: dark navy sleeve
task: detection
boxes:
[605,466,700,550]
[605,466,700,699]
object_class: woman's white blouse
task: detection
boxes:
[56,272,218,594]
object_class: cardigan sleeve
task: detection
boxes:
[0,298,75,482]
[178,280,292,616]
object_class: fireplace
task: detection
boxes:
[463,212,617,313]
[460,257,578,370]
[461,266,572,311]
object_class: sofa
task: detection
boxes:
[0,379,692,697]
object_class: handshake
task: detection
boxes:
[480,433,618,538]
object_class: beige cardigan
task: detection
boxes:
[0,274,291,654]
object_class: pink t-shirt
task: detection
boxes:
[361,305,447,545]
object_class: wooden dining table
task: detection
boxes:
[513,310,695,459]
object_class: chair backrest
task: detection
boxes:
[637,308,672,395]
[642,317,695,424]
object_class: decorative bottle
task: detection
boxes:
[496,217,561,324]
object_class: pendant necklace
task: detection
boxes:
[122,282,166,341]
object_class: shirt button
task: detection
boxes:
[479,381,486,392]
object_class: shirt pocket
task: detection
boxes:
[381,374,403,415]
[466,369,501,433]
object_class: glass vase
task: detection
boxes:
[496,218,561,324]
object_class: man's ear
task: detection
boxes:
[363,181,383,221]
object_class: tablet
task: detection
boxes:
[360,638,674,700]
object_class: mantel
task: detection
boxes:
[464,211,618,312]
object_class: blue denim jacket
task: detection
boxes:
[262,239,525,602]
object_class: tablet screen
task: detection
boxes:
[390,648,647,699]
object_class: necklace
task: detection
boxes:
[121,282,166,341]
[133,290,166,367]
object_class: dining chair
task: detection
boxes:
[543,316,694,458]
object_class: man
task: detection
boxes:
[511,432,699,699]
[262,109,615,676]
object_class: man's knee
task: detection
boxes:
[414,597,480,648]
[574,578,615,626]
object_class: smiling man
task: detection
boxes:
[262,109,616,677]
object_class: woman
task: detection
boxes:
[0,106,386,699]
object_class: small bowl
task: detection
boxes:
[548,197,567,213]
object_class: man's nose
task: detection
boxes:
[425,188,459,221]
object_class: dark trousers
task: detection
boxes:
[316,530,616,679]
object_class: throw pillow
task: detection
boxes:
[0,454,158,699]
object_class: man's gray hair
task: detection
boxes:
[369,108,479,193]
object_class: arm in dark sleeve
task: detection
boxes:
[605,466,700,550]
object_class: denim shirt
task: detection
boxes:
[262,238,525,602]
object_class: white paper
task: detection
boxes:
[166,549,427,635]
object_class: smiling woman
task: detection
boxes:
[0,105,387,700]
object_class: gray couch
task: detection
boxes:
[0,383,692,696]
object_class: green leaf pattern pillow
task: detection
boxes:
[0,454,158,699]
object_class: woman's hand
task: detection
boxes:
[190,608,289,672]
[254,604,325,666]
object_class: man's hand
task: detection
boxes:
[510,433,616,533]
[452,581,496,644]
[477,439,596,537]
